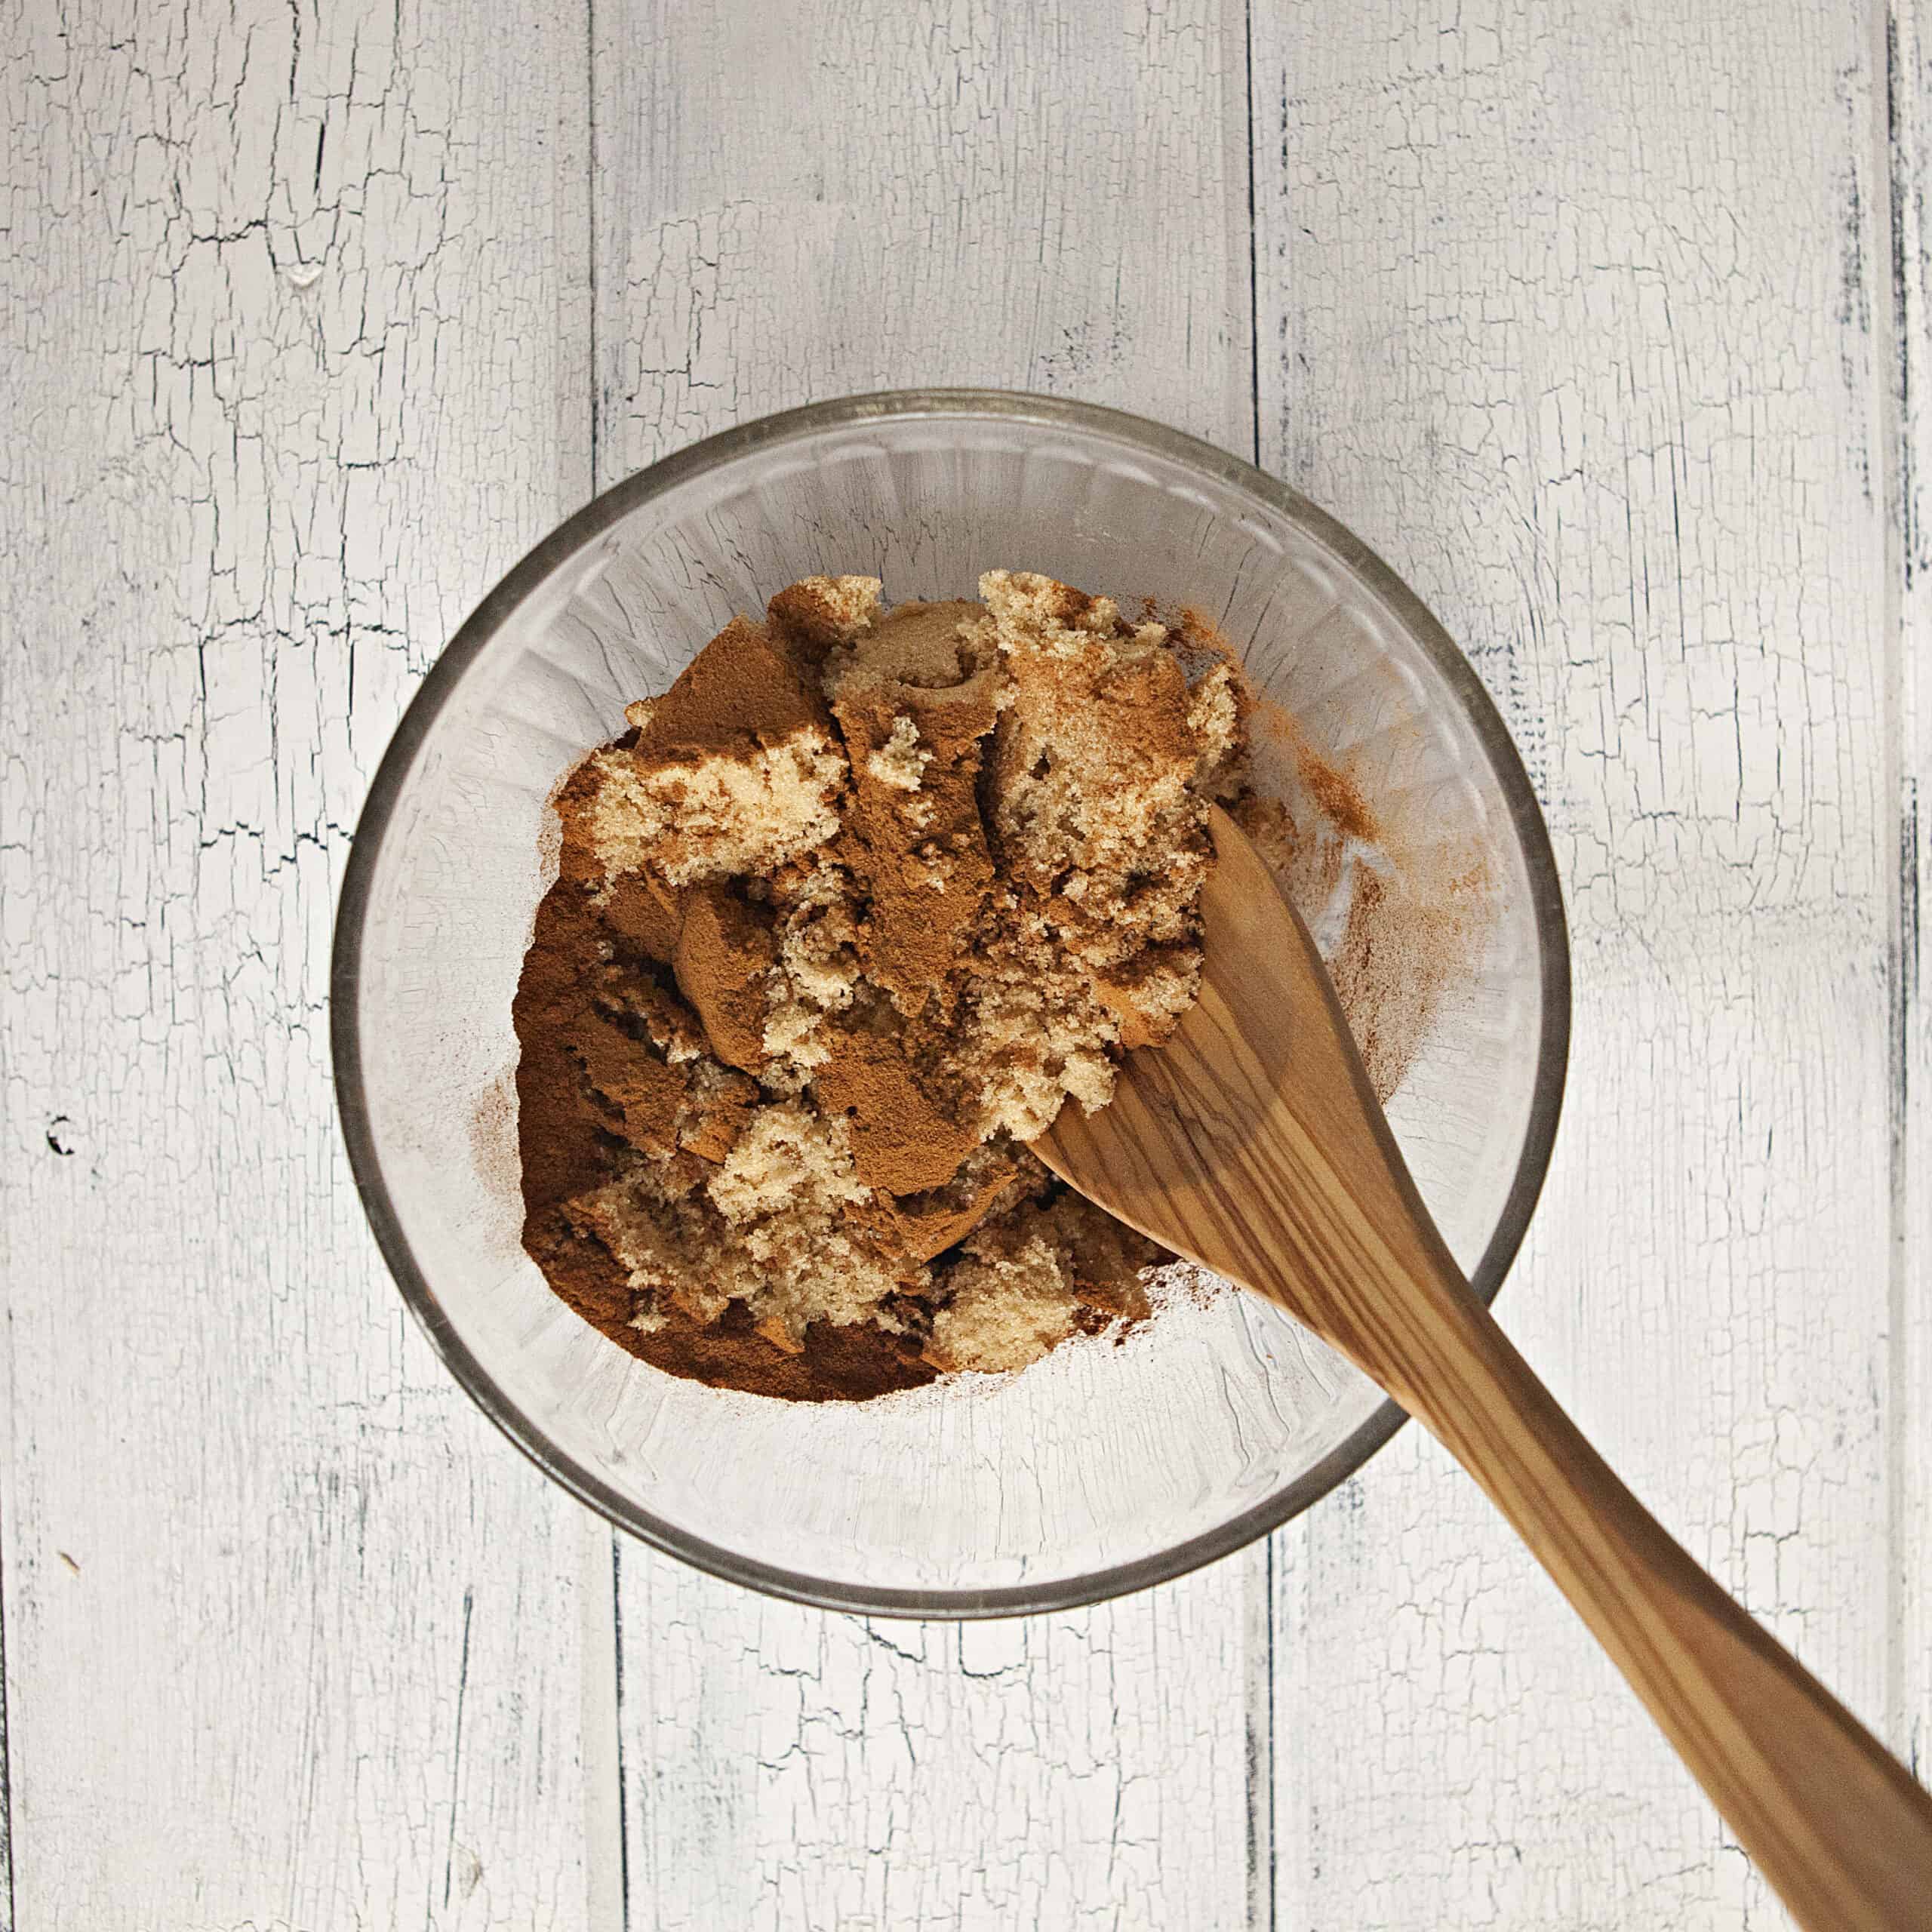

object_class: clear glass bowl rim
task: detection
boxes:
[330,388,1572,1619]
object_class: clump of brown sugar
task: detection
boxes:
[514,570,1249,1399]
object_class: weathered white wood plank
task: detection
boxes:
[621,1552,1264,1930]
[596,0,1252,460]
[594,3,1266,1924]
[0,3,605,1924]
[1254,3,1900,1925]
[1893,0,1932,1797]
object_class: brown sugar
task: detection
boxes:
[512,570,1484,1401]
[512,570,1233,1398]
[575,614,848,887]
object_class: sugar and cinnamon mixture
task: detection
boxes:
[514,570,1251,1401]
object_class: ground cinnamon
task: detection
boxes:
[511,571,1484,1401]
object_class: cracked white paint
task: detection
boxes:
[618,1553,1264,1931]
[594,0,1253,460]
[2,2,595,1927]
[1,0,1924,1927]
[1254,4,1918,1927]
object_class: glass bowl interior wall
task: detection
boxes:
[334,394,1567,1616]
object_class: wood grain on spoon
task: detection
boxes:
[1032,805,1932,1932]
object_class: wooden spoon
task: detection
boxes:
[1033,806,1932,1932]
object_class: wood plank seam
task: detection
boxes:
[1879,0,1932,1795]
[1238,2,1276,1923]
[0,1505,13,1932]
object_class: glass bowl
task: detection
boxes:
[331,391,1569,1617]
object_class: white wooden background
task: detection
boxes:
[2,0,1926,1925]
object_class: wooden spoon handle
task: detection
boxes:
[1038,807,1931,1922]
[1270,1236,1932,1932]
